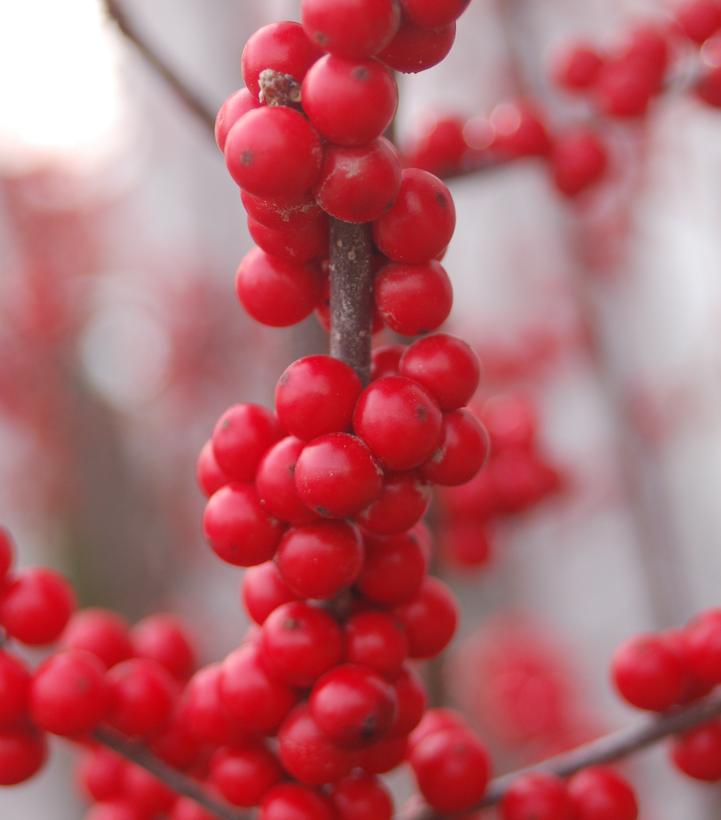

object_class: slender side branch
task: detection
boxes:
[329,220,374,383]
[103,0,217,135]
[93,727,247,820]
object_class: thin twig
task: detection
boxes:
[103,0,217,135]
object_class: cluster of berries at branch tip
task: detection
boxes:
[404,0,721,197]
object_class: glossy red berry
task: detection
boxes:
[209,743,282,807]
[595,58,655,118]
[170,799,216,820]
[256,437,319,525]
[670,719,721,781]
[409,706,467,749]
[0,528,14,584]
[277,520,363,599]
[405,114,467,176]
[331,773,393,819]
[310,664,397,746]
[390,666,427,735]
[393,577,457,658]
[60,609,132,671]
[480,393,537,450]
[378,19,456,73]
[611,633,685,711]
[675,0,721,43]
[490,101,551,158]
[371,344,405,380]
[410,727,491,812]
[204,484,284,567]
[76,747,127,802]
[551,43,604,91]
[373,169,455,263]
[215,89,258,152]
[420,409,489,486]
[0,650,30,727]
[357,532,426,605]
[131,614,195,680]
[85,802,146,820]
[374,260,453,335]
[0,727,47,785]
[278,704,356,784]
[353,375,442,470]
[316,138,401,223]
[276,355,363,441]
[442,520,492,568]
[123,764,175,814]
[224,107,322,199]
[302,56,397,146]
[0,567,75,646]
[683,609,721,684]
[501,772,572,820]
[248,215,329,264]
[551,128,608,197]
[180,664,248,746]
[695,63,721,107]
[401,0,470,28]
[295,433,382,518]
[30,649,108,736]
[358,470,431,535]
[242,21,322,98]
[358,733,408,773]
[400,334,480,411]
[220,643,297,734]
[567,768,638,820]
[106,658,176,737]
[345,611,408,678]
[301,0,400,58]
[242,190,324,232]
[212,403,282,483]
[260,601,344,687]
[196,440,229,498]
[236,248,323,327]
[260,783,336,820]
[242,561,297,624]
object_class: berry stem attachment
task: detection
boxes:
[329,220,374,384]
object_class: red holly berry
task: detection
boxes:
[85,802,145,820]
[123,764,176,814]
[695,64,721,106]
[209,743,282,807]
[345,611,408,678]
[374,260,453,335]
[501,772,572,820]
[670,719,721,781]
[248,214,329,264]
[378,19,456,73]
[357,532,427,605]
[0,567,76,646]
[357,733,408,773]
[301,0,400,58]
[242,21,322,98]
[371,344,405,380]
[393,577,458,658]
[330,773,394,819]
[404,114,468,176]
[106,658,176,737]
[170,799,216,820]
[683,608,721,684]
[224,107,323,199]
[131,614,195,680]
[401,0,471,29]
[260,601,344,687]
[212,403,283,483]
[442,520,492,568]
[480,393,537,450]
[550,42,604,91]
[242,561,298,625]
[409,706,467,749]
[180,663,248,746]
[595,57,655,118]
[256,437,319,526]
[611,633,684,711]
[242,190,324,232]
[316,138,402,223]
[76,747,127,802]
[675,0,721,42]
[354,375,443,470]
[196,440,229,498]
[400,334,480,411]
[0,650,30,728]
[358,470,431,535]
[390,666,427,735]
[551,128,608,197]
[490,101,551,158]
[215,88,258,152]
[260,783,336,820]
[0,728,47,785]
[420,408,489,486]
[302,55,397,146]
[567,767,638,820]
[0,528,15,585]
[373,169,455,263]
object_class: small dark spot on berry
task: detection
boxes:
[416,406,427,421]
[222,419,231,430]
[283,617,300,631]
[361,714,379,741]
[314,32,328,46]
[315,506,330,517]
[288,463,296,475]
[279,373,289,385]
[241,150,254,166]
[435,192,447,207]
[353,67,369,81]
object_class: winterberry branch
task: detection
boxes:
[93,727,247,820]
[103,0,217,135]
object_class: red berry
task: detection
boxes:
[295,433,382,518]
[301,0,400,58]
[224,107,322,199]
[30,650,108,736]
[353,375,443,470]
[242,561,298,624]
[0,527,14,584]
[278,704,356,784]
[106,658,176,737]
[203,484,284,567]
[85,802,146,820]
[404,114,467,176]
[317,138,401,223]
[675,0,721,43]
[378,19,456,73]
[0,567,75,646]
[310,664,397,746]
[480,393,537,450]
[371,344,405,380]
[212,403,283,483]
[670,720,721,781]
[358,470,431,535]
[331,773,393,819]
[170,799,216,820]
[248,215,329,264]
[595,58,655,118]
[209,743,282,807]
[302,56,398,146]
[393,577,457,658]
[148,713,201,770]
[179,663,248,746]
[0,727,47,785]
[277,520,363,599]
[196,440,229,498]
[683,609,721,684]
[620,24,669,87]
[242,190,324,232]
[550,43,604,91]
[220,643,297,734]
[260,601,344,687]
[551,128,608,197]
[490,101,551,158]
[410,727,491,812]
[215,88,258,152]
[242,21,322,98]
[501,772,572,820]
[76,747,127,802]
[695,64,721,106]
[400,334,480,411]
[373,169,455,263]
[611,633,684,711]
[401,0,470,29]
[345,611,408,678]
[123,764,175,814]
[131,614,195,680]
[409,706,466,749]
[357,532,426,605]
[374,260,453,335]
[0,650,30,728]
[357,733,408,773]
[420,409,489,486]
[256,437,319,525]
[389,666,427,735]
[276,355,363,441]
[442,520,492,568]
[236,248,323,327]
[260,783,336,820]
[567,767,638,820]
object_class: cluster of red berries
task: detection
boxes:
[437,393,562,568]
[405,0,721,197]
[612,608,721,782]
